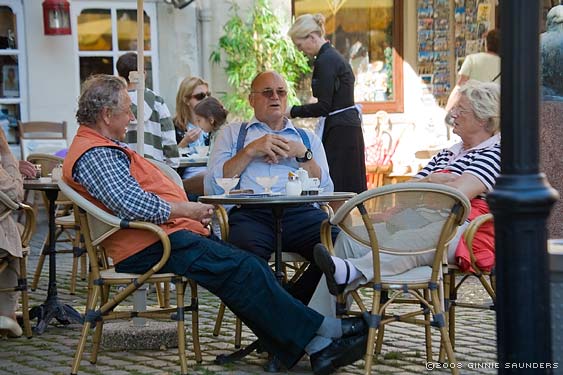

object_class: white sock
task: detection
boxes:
[332,256,360,284]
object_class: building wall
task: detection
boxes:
[156,1,198,113]
[23,0,77,137]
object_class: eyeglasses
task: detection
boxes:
[191,92,211,101]
[113,106,133,116]
[251,88,288,99]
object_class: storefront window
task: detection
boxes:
[293,0,404,113]
[117,9,151,51]
[77,9,112,51]
[0,2,26,144]
[75,3,156,89]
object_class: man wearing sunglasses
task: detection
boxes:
[205,71,339,305]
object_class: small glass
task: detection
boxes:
[216,177,240,196]
[256,176,279,194]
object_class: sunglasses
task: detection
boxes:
[191,92,211,101]
[251,88,288,99]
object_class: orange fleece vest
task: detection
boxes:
[63,126,209,264]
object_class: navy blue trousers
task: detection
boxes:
[227,205,340,304]
[116,230,323,367]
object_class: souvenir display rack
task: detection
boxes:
[417,0,452,106]
[417,0,493,107]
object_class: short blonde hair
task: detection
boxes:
[459,80,501,133]
[288,13,325,40]
[174,76,209,130]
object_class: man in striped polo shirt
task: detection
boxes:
[117,52,180,169]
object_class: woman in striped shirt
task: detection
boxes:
[309,80,501,313]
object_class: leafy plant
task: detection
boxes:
[210,0,311,121]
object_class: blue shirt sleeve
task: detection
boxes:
[72,146,171,223]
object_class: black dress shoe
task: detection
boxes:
[341,317,368,338]
[313,243,350,296]
[310,333,368,375]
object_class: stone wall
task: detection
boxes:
[540,100,563,238]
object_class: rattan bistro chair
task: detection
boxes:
[443,213,495,353]
[18,120,67,160]
[27,153,87,295]
[319,183,470,375]
[0,191,36,338]
[58,179,201,375]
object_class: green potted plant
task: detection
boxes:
[210,0,311,121]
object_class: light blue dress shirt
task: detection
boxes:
[204,118,334,195]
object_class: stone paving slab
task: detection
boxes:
[0,207,497,374]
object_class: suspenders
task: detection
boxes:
[235,122,311,153]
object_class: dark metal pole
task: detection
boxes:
[488,1,559,372]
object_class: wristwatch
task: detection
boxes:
[296,149,313,163]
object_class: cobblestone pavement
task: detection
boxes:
[0,207,497,375]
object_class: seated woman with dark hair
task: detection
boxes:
[310,80,501,316]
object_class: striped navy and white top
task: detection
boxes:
[414,134,501,196]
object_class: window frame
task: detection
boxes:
[0,0,28,122]
[291,0,404,114]
[71,1,159,92]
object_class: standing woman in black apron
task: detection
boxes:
[287,13,367,194]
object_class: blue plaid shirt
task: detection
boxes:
[72,142,171,224]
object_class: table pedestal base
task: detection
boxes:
[29,295,83,334]
[215,341,282,372]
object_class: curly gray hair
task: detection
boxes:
[459,80,501,133]
[76,74,127,126]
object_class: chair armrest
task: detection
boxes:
[214,205,230,241]
[0,190,20,211]
[18,202,35,247]
[0,191,36,247]
[319,218,335,253]
[464,213,494,272]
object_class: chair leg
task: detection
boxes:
[423,289,433,362]
[155,282,165,308]
[71,286,99,374]
[448,273,457,351]
[175,279,188,375]
[70,230,86,295]
[439,271,456,362]
[213,302,226,336]
[431,289,459,375]
[235,317,242,348]
[90,285,109,364]
[70,253,79,295]
[164,281,171,308]
[189,280,202,363]
[375,320,385,354]
[18,256,32,338]
[80,251,87,280]
[364,326,378,375]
